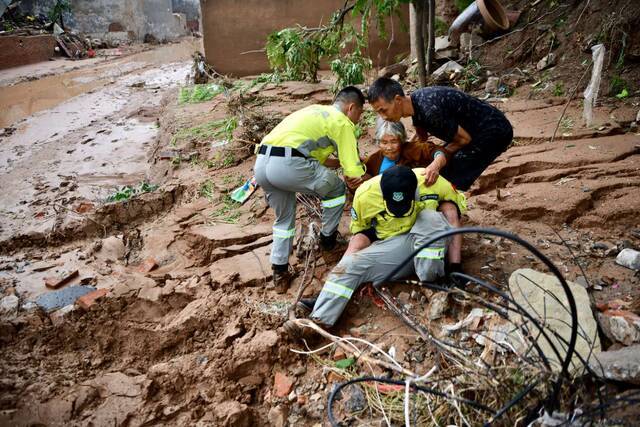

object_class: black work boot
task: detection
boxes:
[272,264,293,294]
[295,297,318,317]
[320,231,347,264]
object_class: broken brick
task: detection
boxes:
[273,372,294,398]
[44,270,79,289]
[137,257,158,273]
[76,288,108,310]
[74,201,95,214]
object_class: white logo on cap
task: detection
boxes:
[392,192,404,202]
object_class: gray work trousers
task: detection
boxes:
[311,210,451,327]
[254,147,346,266]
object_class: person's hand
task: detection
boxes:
[345,175,365,190]
[423,165,439,186]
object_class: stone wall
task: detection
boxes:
[200,0,411,76]
[17,0,199,41]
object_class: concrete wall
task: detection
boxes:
[200,0,411,76]
[18,0,197,41]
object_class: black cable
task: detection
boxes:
[327,376,495,426]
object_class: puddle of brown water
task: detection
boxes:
[0,38,201,128]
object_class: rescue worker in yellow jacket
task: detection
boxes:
[286,165,466,331]
[254,87,367,293]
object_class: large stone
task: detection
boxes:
[508,268,601,373]
[268,405,288,427]
[616,248,640,270]
[536,53,557,71]
[431,60,463,81]
[460,32,484,51]
[428,292,448,320]
[591,344,640,385]
[435,35,452,51]
[597,310,640,345]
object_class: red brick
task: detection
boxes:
[76,288,108,310]
[44,270,79,289]
[273,372,294,398]
[137,257,158,273]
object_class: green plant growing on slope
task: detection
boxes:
[107,182,158,202]
[49,0,71,27]
[179,84,225,104]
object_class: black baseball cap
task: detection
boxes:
[380,165,417,217]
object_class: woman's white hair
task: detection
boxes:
[374,117,406,143]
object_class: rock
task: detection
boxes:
[435,35,452,51]
[435,49,460,60]
[431,61,464,82]
[618,240,635,251]
[508,269,601,372]
[344,385,367,413]
[397,291,411,306]
[605,247,619,257]
[591,344,640,385]
[616,248,640,270]
[0,295,19,314]
[597,310,640,345]
[378,62,408,79]
[137,257,158,273]
[97,236,125,261]
[485,77,500,94]
[212,400,251,427]
[592,242,609,250]
[138,286,162,302]
[210,245,272,288]
[274,372,294,398]
[76,288,108,310]
[268,405,288,427]
[575,276,589,288]
[44,269,79,289]
[460,32,484,51]
[536,53,557,71]
[428,292,448,320]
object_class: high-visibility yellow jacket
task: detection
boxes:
[350,168,467,240]
[259,104,365,177]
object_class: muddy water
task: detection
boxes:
[0,39,200,245]
[0,38,200,128]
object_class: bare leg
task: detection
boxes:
[439,202,461,265]
[344,233,372,256]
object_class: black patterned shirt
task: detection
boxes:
[410,87,512,144]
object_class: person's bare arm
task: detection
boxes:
[324,158,340,168]
[444,126,472,155]
[423,153,447,185]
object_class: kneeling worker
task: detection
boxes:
[288,165,466,331]
[254,87,367,294]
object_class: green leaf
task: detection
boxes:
[616,88,629,99]
[335,357,356,369]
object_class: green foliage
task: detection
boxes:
[107,182,158,202]
[553,82,564,97]
[615,88,629,99]
[434,17,448,37]
[330,54,372,92]
[199,180,215,200]
[210,194,241,223]
[171,117,238,146]
[179,84,224,104]
[455,0,474,13]
[49,0,71,25]
[265,0,405,85]
[335,357,356,369]
[609,75,627,96]
[457,59,482,91]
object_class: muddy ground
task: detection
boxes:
[1,2,640,425]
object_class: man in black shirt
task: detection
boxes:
[367,77,513,275]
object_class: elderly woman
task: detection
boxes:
[353,119,462,277]
[364,118,450,176]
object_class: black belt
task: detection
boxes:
[258,145,305,157]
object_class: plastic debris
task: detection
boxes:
[583,44,605,127]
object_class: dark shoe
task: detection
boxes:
[319,231,338,251]
[295,297,317,317]
[273,269,294,294]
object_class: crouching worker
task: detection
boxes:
[285,165,466,333]
[254,87,367,294]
